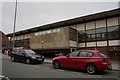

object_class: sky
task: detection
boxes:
[1,1,119,34]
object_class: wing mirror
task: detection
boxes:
[22,53,25,56]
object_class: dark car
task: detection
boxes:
[11,49,44,64]
[52,50,112,74]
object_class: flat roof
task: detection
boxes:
[7,8,120,37]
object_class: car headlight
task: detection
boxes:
[31,56,36,59]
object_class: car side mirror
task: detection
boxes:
[22,53,25,56]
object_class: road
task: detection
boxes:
[1,54,120,80]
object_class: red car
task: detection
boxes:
[52,50,112,74]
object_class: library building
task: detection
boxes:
[7,8,120,58]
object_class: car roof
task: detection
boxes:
[80,50,99,53]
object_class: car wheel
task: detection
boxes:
[53,60,61,69]
[26,59,31,64]
[86,64,97,74]
[11,57,15,62]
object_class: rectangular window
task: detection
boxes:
[35,28,60,36]
[96,27,106,34]
[108,25,119,40]
[69,28,77,41]
[78,30,86,42]
[86,29,95,41]
[96,27,107,40]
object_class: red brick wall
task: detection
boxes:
[0,31,9,49]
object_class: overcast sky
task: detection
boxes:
[1,1,119,34]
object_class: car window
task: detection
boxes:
[14,49,20,54]
[88,52,94,57]
[69,51,79,57]
[79,51,88,57]
[25,50,36,55]
[98,52,107,57]
[19,50,26,55]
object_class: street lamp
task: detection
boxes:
[42,41,44,55]
[12,0,18,51]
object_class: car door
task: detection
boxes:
[77,51,88,70]
[19,49,26,61]
[64,51,80,69]
[12,49,20,60]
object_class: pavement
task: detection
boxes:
[44,58,120,71]
[110,60,119,71]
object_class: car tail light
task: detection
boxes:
[103,58,109,63]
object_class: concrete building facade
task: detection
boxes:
[7,8,120,58]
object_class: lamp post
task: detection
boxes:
[42,41,44,55]
[12,0,18,51]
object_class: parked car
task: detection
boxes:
[52,50,112,74]
[11,49,44,64]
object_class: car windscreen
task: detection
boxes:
[25,50,36,55]
[98,52,107,57]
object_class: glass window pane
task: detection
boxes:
[96,27,107,40]
[98,52,107,57]
[69,51,79,57]
[86,29,95,41]
[79,51,88,57]
[78,30,86,42]
[88,52,93,57]
[108,26,119,39]
[86,29,95,34]
[69,28,77,41]
[96,27,106,34]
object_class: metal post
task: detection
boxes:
[12,0,18,51]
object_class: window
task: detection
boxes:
[69,28,77,41]
[96,33,107,40]
[108,25,119,39]
[96,27,107,40]
[19,50,26,54]
[78,24,85,42]
[25,50,36,55]
[79,51,88,57]
[86,29,95,34]
[88,52,93,57]
[35,28,60,36]
[98,52,107,57]
[96,27,106,34]
[69,51,79,57]
[78,31,86,42]
[86,29,95,41]
[96,33,101,40]
[14,49,20,54]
